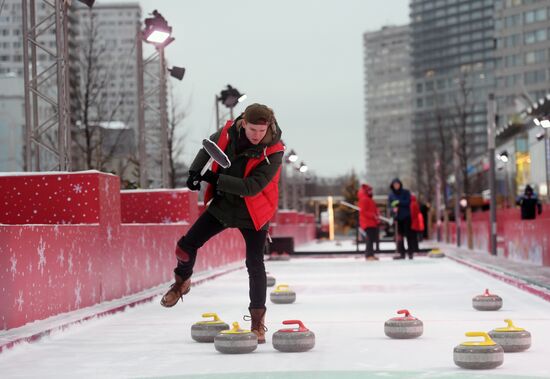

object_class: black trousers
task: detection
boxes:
[364,227,379,257]
[396,217,414,257]
[174,211,267,309]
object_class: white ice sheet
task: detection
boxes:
[1,256,549,379]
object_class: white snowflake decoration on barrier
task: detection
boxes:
[37,237,46,275]
[15,291,24,312]
[74,280,82,309]
[87,258,93,274]
[68,252,73,274]
[72,184,83,194]
[57,249,65,267]
[145,254,151,275]
[106,224,113,244]
[140,233,146,248]
[10,255,17,279]
[125,275,131,294]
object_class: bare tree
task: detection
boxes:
[450,73,476,196]
[70,9,136,174]
[167,82,188,188]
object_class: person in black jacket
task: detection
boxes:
[516,185,543,220]
[388,178,413,259]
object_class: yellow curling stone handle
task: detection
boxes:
[461,331,496,346]
[220,322,251,335]
[274,284,290,292]
[494,319,525,332]
[430,248,442,254]
[197,312,224,324]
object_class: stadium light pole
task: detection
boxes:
[215,85,246,129]
[139,10,181,188]
[487,93,497,256]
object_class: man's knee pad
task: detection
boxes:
[175,244,190,262]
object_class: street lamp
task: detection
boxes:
[168,66,185,80]
[138,9,178,188]
[498,151,509,163]
[215,85,246,128]
[299,162,308,173]
[78,0,95,7]
[143,10,173,46]
[287,150,298,163]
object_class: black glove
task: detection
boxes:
[186,170,201,191]
[201,170,219,185]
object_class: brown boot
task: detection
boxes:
[246,307,267,344]
[160,273,191,307]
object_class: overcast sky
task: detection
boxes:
[107,0,410,178]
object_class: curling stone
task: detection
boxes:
[270,284,296,304]
[266,273,276,287]
[488,319,531,352]
[473,289,502,311]
[273,320,315,352]
[453,331,504,369]
[384,309,423,339]
[191,313,230,343]
[214,322,258,354]
[427,248,445,258]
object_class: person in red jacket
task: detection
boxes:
[409,194,423,258]
[358,184,380,260]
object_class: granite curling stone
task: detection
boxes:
[214,322,258,354]
[266,272,276,287]
[273,320,315,353]
[270,284,296,304]
[191,313,230,343]
[472,289,502,311]
[427,248,445,258]
[453,331,504,370]
[384,309,423,339]
[488,319,531,352]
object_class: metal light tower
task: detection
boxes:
[21,0,79,171]
[138,10,183,188]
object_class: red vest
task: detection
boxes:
[204,120,284,231]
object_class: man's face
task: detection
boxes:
[392,182,401,191]
[243,121,268,145]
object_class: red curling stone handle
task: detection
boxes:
[397,309,411,317]
[281,320,309,332]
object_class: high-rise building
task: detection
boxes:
[410,0,496,197]
[363,25,414,194]
[495,0,550,125]
[494,0,550,198]
[0,76,25,171]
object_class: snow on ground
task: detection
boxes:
[1,255,549,379]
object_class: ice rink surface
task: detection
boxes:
[1,256,550,379]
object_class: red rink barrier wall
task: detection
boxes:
[270,210,316,246]
[0,172,245,330]
[120,189,198,224]
[448,208,550,267]
[0,172,315,331]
